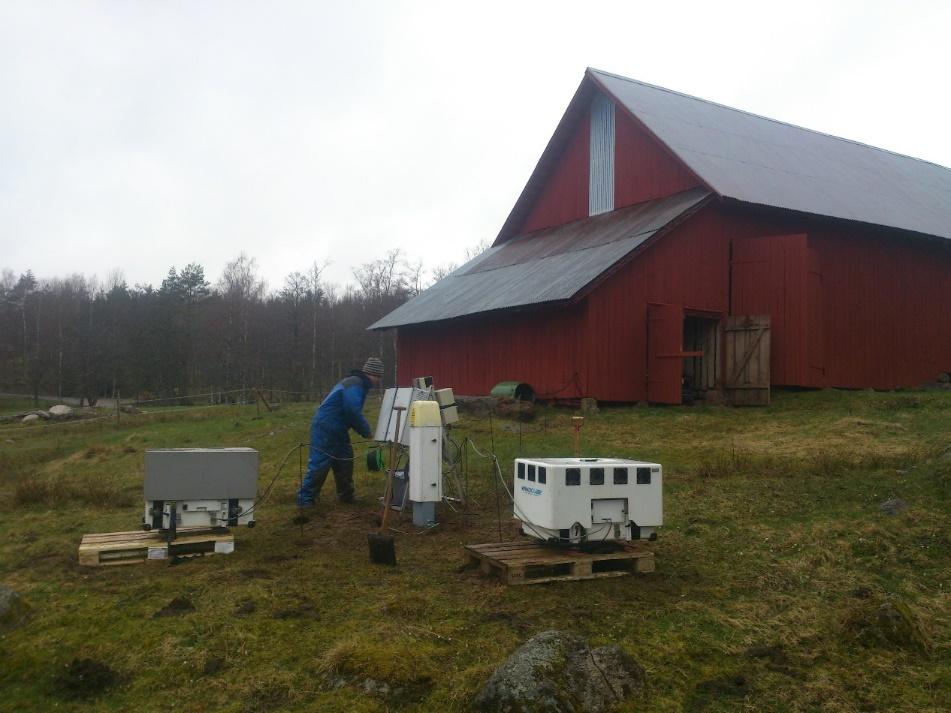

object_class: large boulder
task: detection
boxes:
[49,404,75,418]
[475,630,645,712]
[19,410,50,420]
[0,585,29,630]
[21,414,40,424]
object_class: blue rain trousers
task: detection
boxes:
[297,372,373,505]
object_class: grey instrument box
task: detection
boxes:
[144,448,259,500]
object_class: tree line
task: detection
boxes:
[0,247,476,406]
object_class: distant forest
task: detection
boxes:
[0,247,477,405]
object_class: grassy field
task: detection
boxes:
[0,389,948,712]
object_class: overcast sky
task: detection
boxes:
[2,0,949,291]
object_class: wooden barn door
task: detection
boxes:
[647,302,685,404]
[724,315,771,406]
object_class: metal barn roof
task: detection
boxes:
[369,188,710,329]
[587,68,951,242]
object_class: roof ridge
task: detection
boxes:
[586,67,951,173]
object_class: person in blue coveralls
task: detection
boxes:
[296,357,384,506]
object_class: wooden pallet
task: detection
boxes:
[464,540,654,585]
[79,527,234,567]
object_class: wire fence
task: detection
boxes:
[0,386,328,432]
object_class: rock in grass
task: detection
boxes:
[475,630,644,712]
[21,414,40,424]
[879,498,907,516]
[49,404,74,418]
[0,585,29,630]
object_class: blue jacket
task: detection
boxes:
[311,371,373,446]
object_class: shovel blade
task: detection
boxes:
[368,533,397,566]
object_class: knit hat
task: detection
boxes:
[362,357,384,377]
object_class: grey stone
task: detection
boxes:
[361,678,391,696]
[49,404,74,418]
[475,630,644,712]
[879,498,907,516]
[0,585,29,630]
[21,414,40,424]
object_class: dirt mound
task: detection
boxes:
[844,596,930,653]
[154,596,196,618]
[53,658,118,699]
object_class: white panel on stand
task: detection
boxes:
[373,387,414,442]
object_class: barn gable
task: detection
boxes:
[502,79,703,238]
[588,68,951,242]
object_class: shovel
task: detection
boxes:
[368,406,403,565]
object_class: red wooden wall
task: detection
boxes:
[396,303,589,398]
[730,234,816,386]
[520,118,590,234]
[614,108,699,209]
[809,227,951,389]
[583,205,746,401]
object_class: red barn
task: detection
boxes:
[371,69,951,404]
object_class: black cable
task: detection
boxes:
[465,436,614,545]
[307,438,379,462]
[213,442,305,522]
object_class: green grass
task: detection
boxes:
[0,389,949,712]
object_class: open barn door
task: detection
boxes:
[724,315,771,406]
[647,303,687,404]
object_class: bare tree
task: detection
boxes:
[0,268,15,292]
[219,253,266,390]
[429,262,457,285]
[105,268,127,292]
[353,248,411,302]
[307,260,329,394]
[407,258,425,296]
[464,238,491,261]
